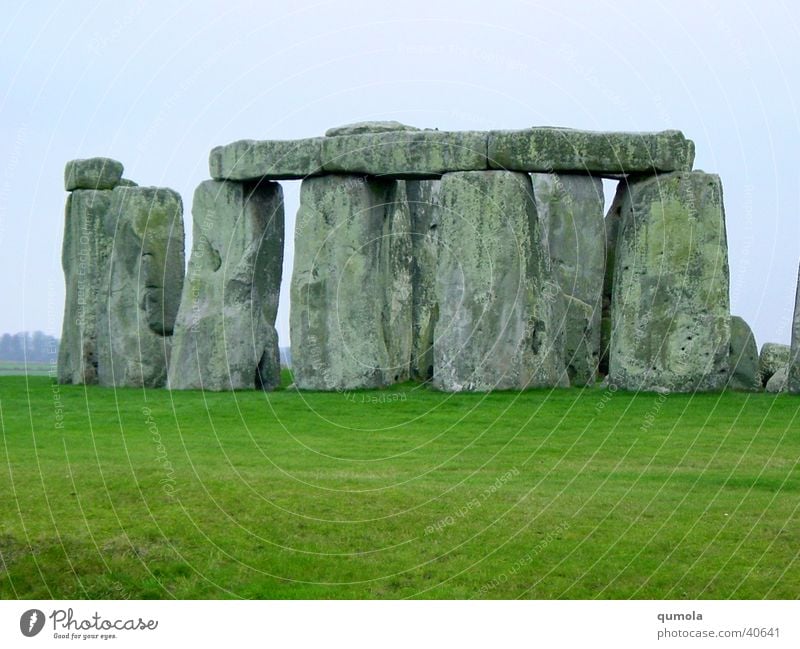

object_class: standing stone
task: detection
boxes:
[727,316,761,391]
[609,172,730,392]
[600,180,628,375]
[290,175,412,390]
[406,179,441,380]
[790,264,800,394]
[168,180,284,391]
[57,190,114,384]
[765,366,789,393]
[532,173,605,383]
[97,187,185,388]
[563,295,598,386]
[532,173,605,309]
[758,343,790,386]
[433,171,565,391]
[382,182,413,380]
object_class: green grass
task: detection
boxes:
[0,361,53,376]
[0,373,798,599]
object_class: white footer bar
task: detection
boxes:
[1,600,796,648]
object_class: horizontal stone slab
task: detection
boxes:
[209,137,324,181]
[322,130,487,178]
[64,157,124,190]
[488,128,695,175]
[208,126,697,180]
[324,120,419,137]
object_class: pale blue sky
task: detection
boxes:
[1,0,798,349]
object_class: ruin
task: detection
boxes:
[168,180,283,391]
[57,124,799,395]
[58,158,184,388]
[532,173,605,385]
[727,316,761,391]
[607,172,730,392]
[289,175,411,390]
[433,170,563,391]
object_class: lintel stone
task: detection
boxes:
[209,137,324,181]
[322,130,488,178]
[488,128,695,176]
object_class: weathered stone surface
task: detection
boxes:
[57,190,114,384]
[533,173,606,304]
[97,187,185,388]
[759,342,790,386]
[168,180,285,391]
[64,157,124,191]
[118,178,138,187]
[532,172,605,377]
[765,365,788,393]
[599,314,612,376]
[322,130,487,178]
[790,265,800,394]
[290,175,412,390]
[209,138,324,181]
[600,180,628,374]
[609,172,730,392]
[406,179,441,381]
[433,170,565,391]
[727,315,761,391]
[325,121,419,137]
[209,126,698,182]
[562,295,598,386]
[488,128,695,176]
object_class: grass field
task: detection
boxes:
[0,361,53,376]
[0,373,798,599]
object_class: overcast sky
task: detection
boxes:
[1,0,798,350]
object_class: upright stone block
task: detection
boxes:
[168,180,285,391]
[407,179,441,380]
[600,180,628,375]
[790,265,800,394]
[97,187,185,388]
[609,172,730,392]
[532,173,605,383]
[766,366,789,393]
[727,315,761,391]
[759,343,790,386]
[563,295,598,386]
[382,182,413,380]
[57,190,114,384]
[290,175,412,390]
[728,316,762,392]
[433,171,565,391]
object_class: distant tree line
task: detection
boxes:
[0,331,59,363]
